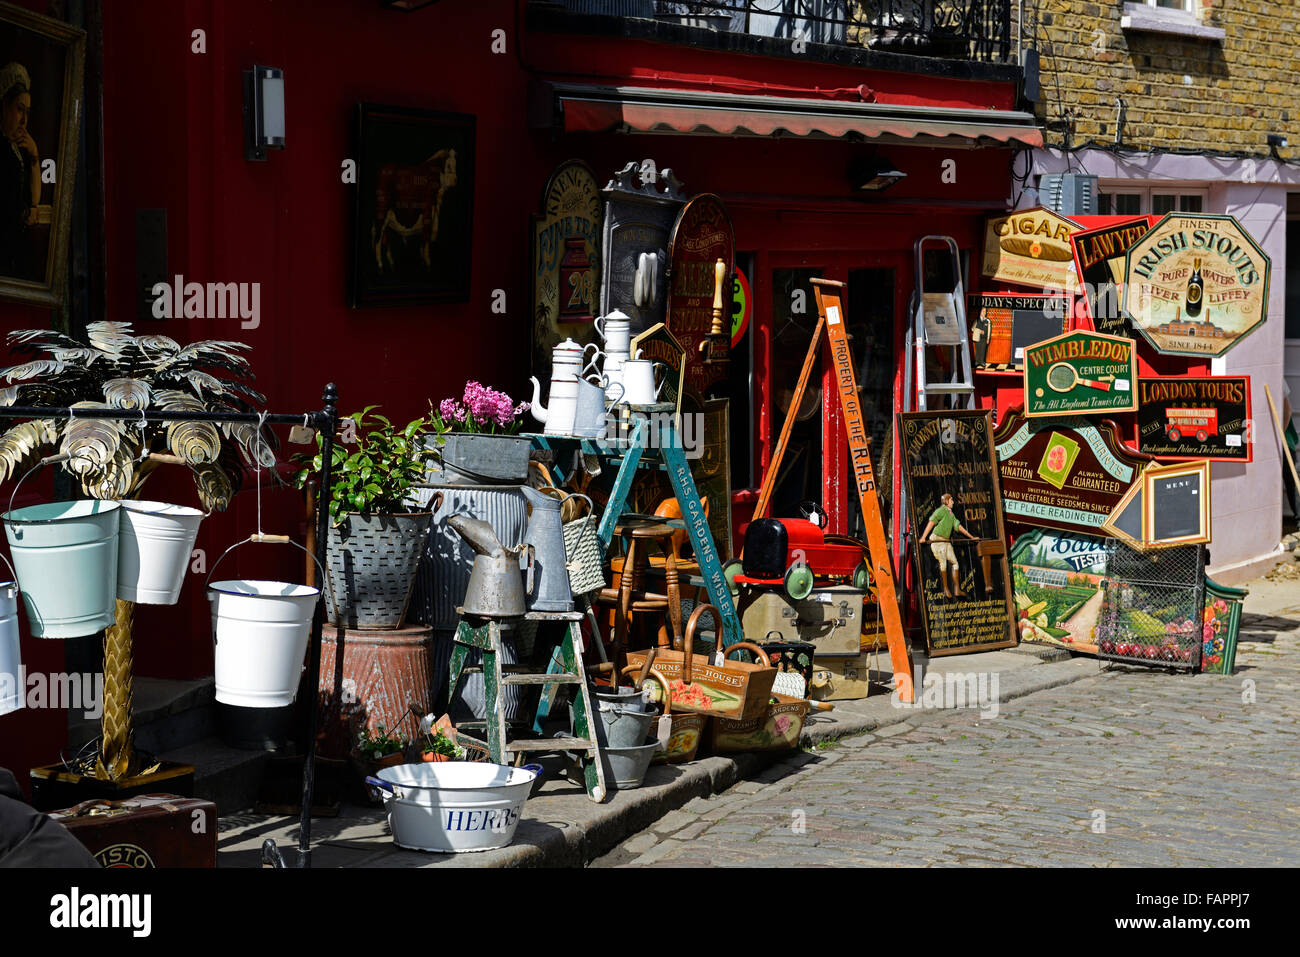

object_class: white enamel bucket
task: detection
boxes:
[0,574,21,716]
[207,534,323,708]
[118,501,205,604]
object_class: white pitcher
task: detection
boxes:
[619,359,668,405]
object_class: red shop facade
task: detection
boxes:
[0,0,1033,785]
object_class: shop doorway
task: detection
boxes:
[758,253,908,535]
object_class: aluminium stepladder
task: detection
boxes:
[902,235,976,413]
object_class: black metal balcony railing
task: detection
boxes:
[556,1,1013,63]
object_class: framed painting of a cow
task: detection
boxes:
[350,103,475,307]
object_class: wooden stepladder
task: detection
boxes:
[448,610,607,802]
[811,279,915,702]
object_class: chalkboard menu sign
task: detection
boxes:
[899,410,1017,656]
[969,293,1070,372]
[1144,461,1211,547]
[1136,376,1252,462]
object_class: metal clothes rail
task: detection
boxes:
[0,383,339,869]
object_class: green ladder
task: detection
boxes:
[447,609,607,802]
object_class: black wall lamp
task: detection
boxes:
[243,65,285,161]
[1268,133,1288,158]
[850,155,907,192]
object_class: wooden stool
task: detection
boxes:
[595,521,683,677]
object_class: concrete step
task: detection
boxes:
[157,736,270,815]
[68,676,217,757]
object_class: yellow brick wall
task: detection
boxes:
[1029,0,1300,155]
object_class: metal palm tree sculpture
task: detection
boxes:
[0,321,274,781]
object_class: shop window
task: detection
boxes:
[1099,188,1206,216]
[769,267,824,516]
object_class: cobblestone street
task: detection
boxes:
[594,586,1300,868]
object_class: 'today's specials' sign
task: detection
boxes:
[1122,213,1270,358]
[1136,375,1252,462]
[1023,330,1138,418]
[993,407,1150,535]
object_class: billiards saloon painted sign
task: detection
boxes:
[982,206,1082,293]
[1122,213,1270,358]
[1136,376,1252,462]
[994,406,1150,536]
[1023,330,1138,417]
[899,410,1017,657]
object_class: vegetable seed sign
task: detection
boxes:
[1023,330,1138,418]
[1122,213,1270,358]
[993,407,1150,535]
[1136,376,1252,462]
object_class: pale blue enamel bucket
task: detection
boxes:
[3,500,122,638]
[0,575,21,715]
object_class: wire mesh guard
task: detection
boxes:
[1094,543,1205,670]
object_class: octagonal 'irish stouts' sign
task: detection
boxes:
[1121,213,1270,358]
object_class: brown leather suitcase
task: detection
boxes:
[47,794,217,868]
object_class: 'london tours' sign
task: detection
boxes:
[1136,375,1252,462]
[1122,213,1270,358]
[1022,330,1138,418]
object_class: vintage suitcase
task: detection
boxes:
[739,586,865,656]
[47,794,217,868]
[808,653,878,701]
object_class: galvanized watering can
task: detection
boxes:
[447,515,533,618]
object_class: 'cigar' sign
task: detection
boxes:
[982,206,1082,293]
[1121,213,1270,358]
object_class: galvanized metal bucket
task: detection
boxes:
[2,500,122,638]
[600,742,658,790]
[117,501,205,605]
[325,511,434,629]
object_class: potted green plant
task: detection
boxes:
[415,726,465,763]
[294,408,438,629]
[428,380,531,483]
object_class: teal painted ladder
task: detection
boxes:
[527,404,742,727]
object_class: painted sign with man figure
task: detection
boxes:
[899,410,1017,656]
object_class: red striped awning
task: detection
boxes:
[545,83,1042,149]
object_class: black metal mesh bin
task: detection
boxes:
[1095,543,1205,670]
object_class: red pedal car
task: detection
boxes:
[724,502,870,601]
